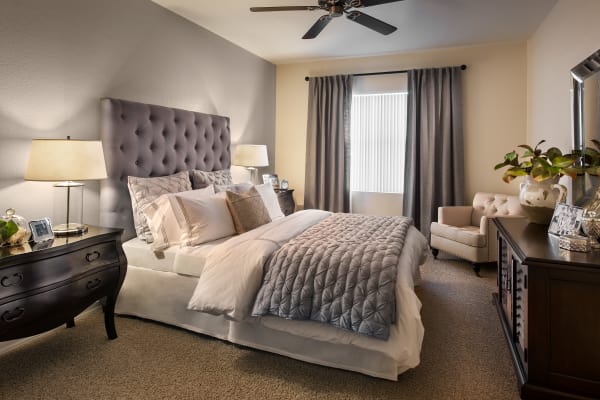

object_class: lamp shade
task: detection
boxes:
[232,144,269,167]
[24,139,108,181]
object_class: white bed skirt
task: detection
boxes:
[116,264,422,380]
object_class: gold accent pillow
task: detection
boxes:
[226,186,271,234]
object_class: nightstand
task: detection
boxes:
[275,189,296,216]
[0,226,127,341]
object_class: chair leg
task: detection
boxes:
[431,248,439,259]
[472,263,481,277]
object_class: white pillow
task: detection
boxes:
[142,188,235,251]
[254,183,284,220]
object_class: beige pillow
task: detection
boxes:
[190,169,233,189]
[142,188,235,251]
[225,187,271,234]
[128,171,192,242]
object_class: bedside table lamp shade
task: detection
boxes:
[232,144,269,184]
[25,138,108,236]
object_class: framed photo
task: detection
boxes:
[269,174,279,188]
[29,218,54,243]
[262,174,272,185]
[548,204,585,236]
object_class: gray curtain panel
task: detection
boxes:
[304,75,353,212]
[403,67,465,238]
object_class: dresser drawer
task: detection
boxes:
[0,267,119,340]
[0,241,118,300]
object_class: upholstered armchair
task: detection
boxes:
[430,192,524,275]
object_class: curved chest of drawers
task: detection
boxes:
[0,226,127,341]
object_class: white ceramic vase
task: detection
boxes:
[519,176,567,224]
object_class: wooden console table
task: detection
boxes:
[494,218,600,400]
[0,226,127,341]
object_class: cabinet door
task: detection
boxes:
[514,261,528,374]
[498,235,513,329]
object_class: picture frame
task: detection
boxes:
[269,174,279,188]
[262,174,272,185]
[29,218,54,243]
[548,203,585,236]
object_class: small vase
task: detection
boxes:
[519,176,567,224]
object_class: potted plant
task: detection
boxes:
[494,140,576,224]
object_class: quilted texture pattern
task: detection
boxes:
[252,213,412,340]
[226,187,271,233]
[190,169,233,189]
[128,171,192,242]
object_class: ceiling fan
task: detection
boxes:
[250,0,404,39]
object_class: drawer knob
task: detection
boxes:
[1,273,23,287]
[85,251,101,262]
[2,307,25,322]
[86,278,102,290]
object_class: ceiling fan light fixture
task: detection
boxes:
[250,0,403,39]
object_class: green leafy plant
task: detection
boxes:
[494,140,577,183]
[583,139,600,176]
[0,219,18,243]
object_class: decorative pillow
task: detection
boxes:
[142,189,235,251]
[225,187,271,234]
[214,182,253,194]
[190,169,233,189]
[128,171,192,243]
[254,183,284,220]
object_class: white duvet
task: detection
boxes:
[183,209,332,320]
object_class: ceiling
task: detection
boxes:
[152,0,557,64]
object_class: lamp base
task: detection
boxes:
[53,223,88,237]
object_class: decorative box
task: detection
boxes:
[558,234,591,252]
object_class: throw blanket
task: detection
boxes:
[252,213,412,340]
[186,210,332,320]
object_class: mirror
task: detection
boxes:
[571,49,600,204]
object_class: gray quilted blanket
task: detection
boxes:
[252,213,413,340]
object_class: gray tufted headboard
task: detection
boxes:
[99,98,231,240]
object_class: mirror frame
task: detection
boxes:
[571,49,600,203]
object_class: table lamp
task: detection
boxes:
[232,144,269,184]
[24,137,108,236]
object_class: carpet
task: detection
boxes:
[0,258,520,400]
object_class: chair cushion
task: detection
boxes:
[430,222,486,247]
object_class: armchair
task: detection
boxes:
[430,192,524,275]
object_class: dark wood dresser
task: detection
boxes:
[494,218,600,400]
[0,226,127,341]
[275,189,296,216]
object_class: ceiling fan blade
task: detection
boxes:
[302,15,332,39]
[346,11,397,35]
[353,0,404,7]
[250,6,320,12]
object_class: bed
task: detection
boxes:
[99,98,429,380]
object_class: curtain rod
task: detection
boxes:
[303,64,467,81]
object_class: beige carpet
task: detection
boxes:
[0,259,520,400]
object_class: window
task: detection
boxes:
[350,90,407,194]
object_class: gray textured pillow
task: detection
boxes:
[191,169,233,189]
[225,186,271,234]
[127,171,192,242]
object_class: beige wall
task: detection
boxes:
[0,0,275,224]
[276,42,527,206]
[527,0,600,149]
